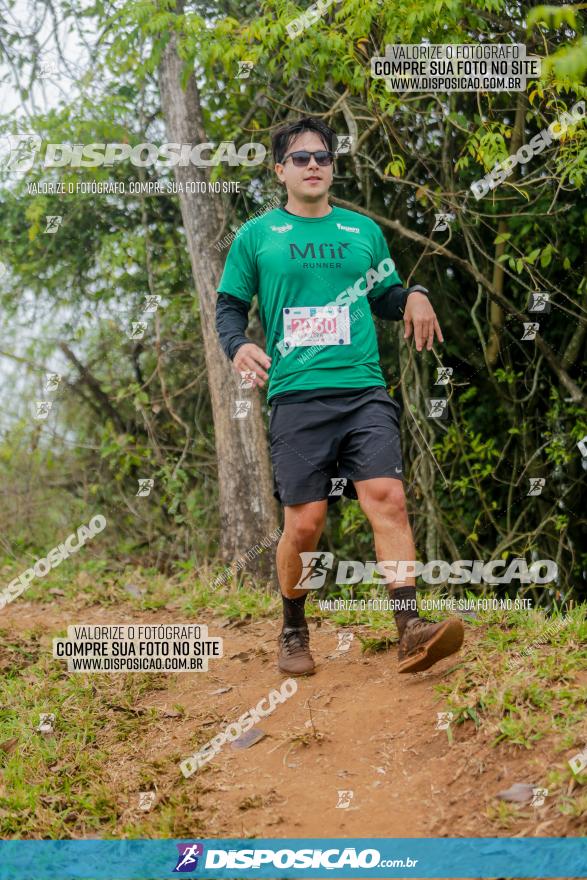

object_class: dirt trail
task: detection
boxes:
[1,600,581,849]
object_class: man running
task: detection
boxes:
[216,116,464,676]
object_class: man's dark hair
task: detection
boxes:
[271,116,336,164]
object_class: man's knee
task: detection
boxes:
[284,504,326,548]
[359,480,407,521]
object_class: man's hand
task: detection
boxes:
[233,343,272,388]
[404,292,444,351]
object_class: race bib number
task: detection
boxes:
[282,306,351,348]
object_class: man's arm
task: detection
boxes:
[369,284,430,321]
[215,293,251,360]
[370,283,443,352]
[368,223,442,351]
[215,293,271,387]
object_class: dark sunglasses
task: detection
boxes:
[281,150,334,167]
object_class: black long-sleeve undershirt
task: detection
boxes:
[215,294,251,361]
[368,284,410,320]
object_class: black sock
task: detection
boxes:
[281,592,307,629]
[388,585,419,636]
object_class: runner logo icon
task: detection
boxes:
[174,843,204,872]
[296,552,335,588]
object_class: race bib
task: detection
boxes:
[282,305,351,348]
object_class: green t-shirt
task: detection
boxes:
[217,204,403,401]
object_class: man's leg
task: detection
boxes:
[355,477,464,673]
[354,477,416,585]
[276,499,328,675]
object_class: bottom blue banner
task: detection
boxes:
[0,838,585,878]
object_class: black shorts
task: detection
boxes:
[268,386,404,507]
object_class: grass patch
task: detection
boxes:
[356,634,398,654]
[0,613,206,838]
[435,603,587,827]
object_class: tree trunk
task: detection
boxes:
[158,5,278,576]
[486,93,527,366]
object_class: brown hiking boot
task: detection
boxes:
[278,626,316,676]
[398,616,464,673]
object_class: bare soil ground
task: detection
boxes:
[2,597,584,857]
